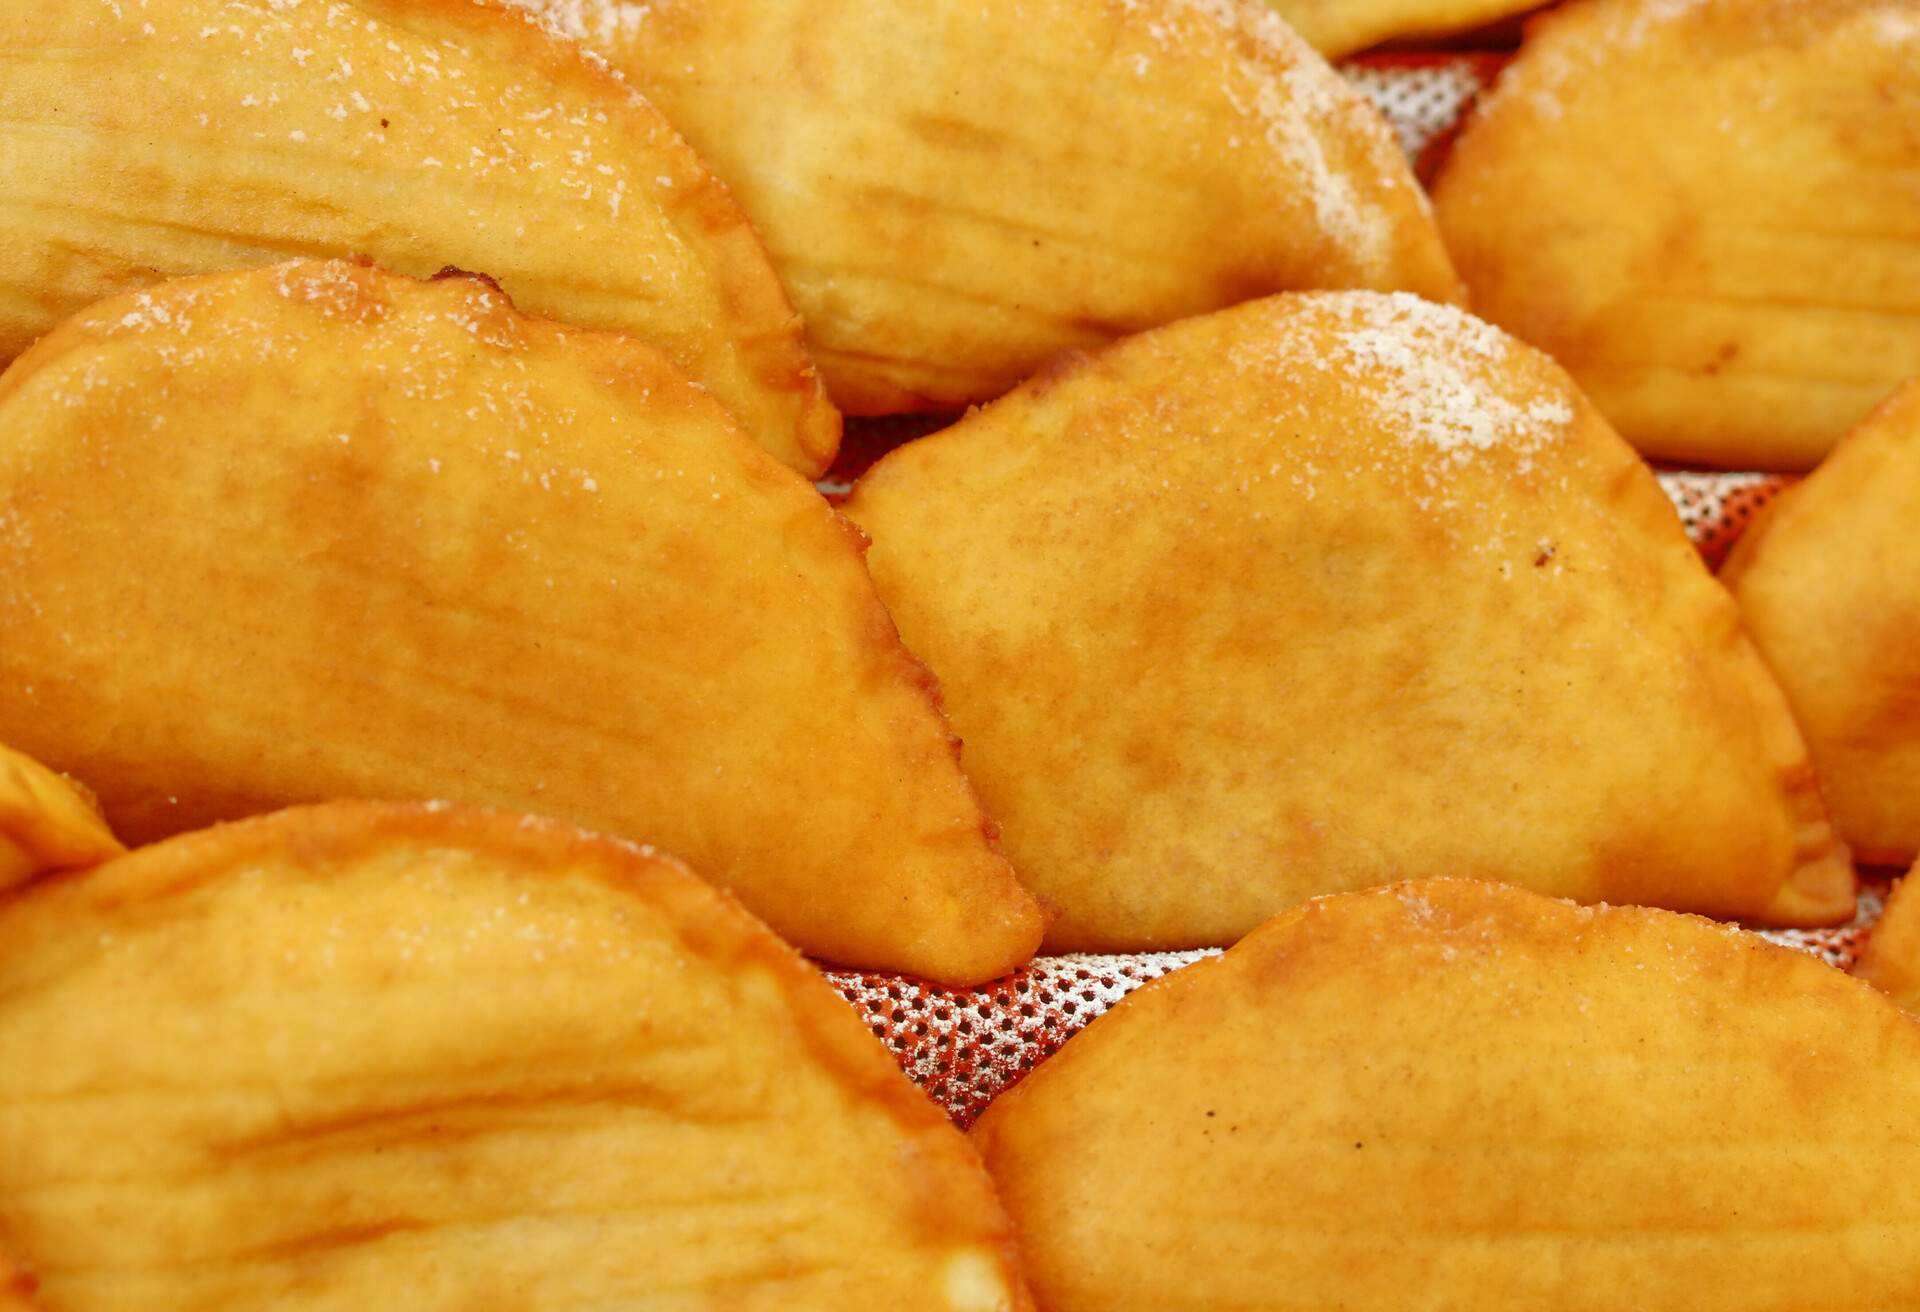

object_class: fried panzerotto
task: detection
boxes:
[0,0,837,476]
[0,802,1034,1311]
[1857,863,1920,1012]
[1265,0,1543,57]
[512,0,1461,415]
[1432,0,1920,471]
[1722,380,1920,865]
[973,879,1920,1311]
[0,261,1040,984]
[0,744,122,894]
[845,292,1853,953]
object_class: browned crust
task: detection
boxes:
[851,290,1855,935]
[0,259,1039,984]
[7,799,1033,1296]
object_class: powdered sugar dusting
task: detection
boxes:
[1132,0,1399,272]
[1240,291,1573,463]
[1871,4,1920,44]
[505,0,654,46]
[1334,309,1573,458]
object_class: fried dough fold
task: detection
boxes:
[0,802,1033,1311]
[845,291,1853,951]
[1432,0,1920,471]
[0,261,1040,984]
[1858,862,1920,1012]
[0,745,122,894]
[1722,380,1920,865]
[1266,0,1543,57]
[973,879,1920,1311]
[0,0,837,475]
[512,0,1462,414]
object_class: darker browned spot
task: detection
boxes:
[431,266,509,299]
[211,1082,757,1162]
[1064,315,1139,340]
[1702,341,1741,375]
[903,112,1007,154]
[2,1258,38,1299]
[251,1218,427,1262]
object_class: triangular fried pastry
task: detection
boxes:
[511,0,1461,415]
[0,261,1040,984]
[845,291,1853,952]
[0,744,122,894]
[1432,0,1920,471]
[0,0,837,476]
[0,802,1034,1311]
[973,879,1920,1312]
[1857,862,1920,1012]
[1721,379,1920,864]
[1265,0,1544,57]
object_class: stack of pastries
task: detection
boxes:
[1,0,1917,1307]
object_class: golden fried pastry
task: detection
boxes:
[1722,380,1920,865]
[0,261,1040,984]
[0,0,836,476]
[0,802,1033,1311]
[0,744,122,893]
[1266,0,1543,57]
[1432,0,1920,471]
[513,0,1461,414]
[1857,863,1920,1011]
[845,291,1853,952]
[973,878,1920,1311]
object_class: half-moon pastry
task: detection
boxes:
[0,802,1033,1311]
[0,0,837,475]
[1432,0,1920,471]
[0,744,122,893]
[1267,0,1545,58]
[512,0,1462,414]
[845,291,1853,952]
[1721,378,1920,866]
[0,261,1041,984]
[973,879,1920,1311]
